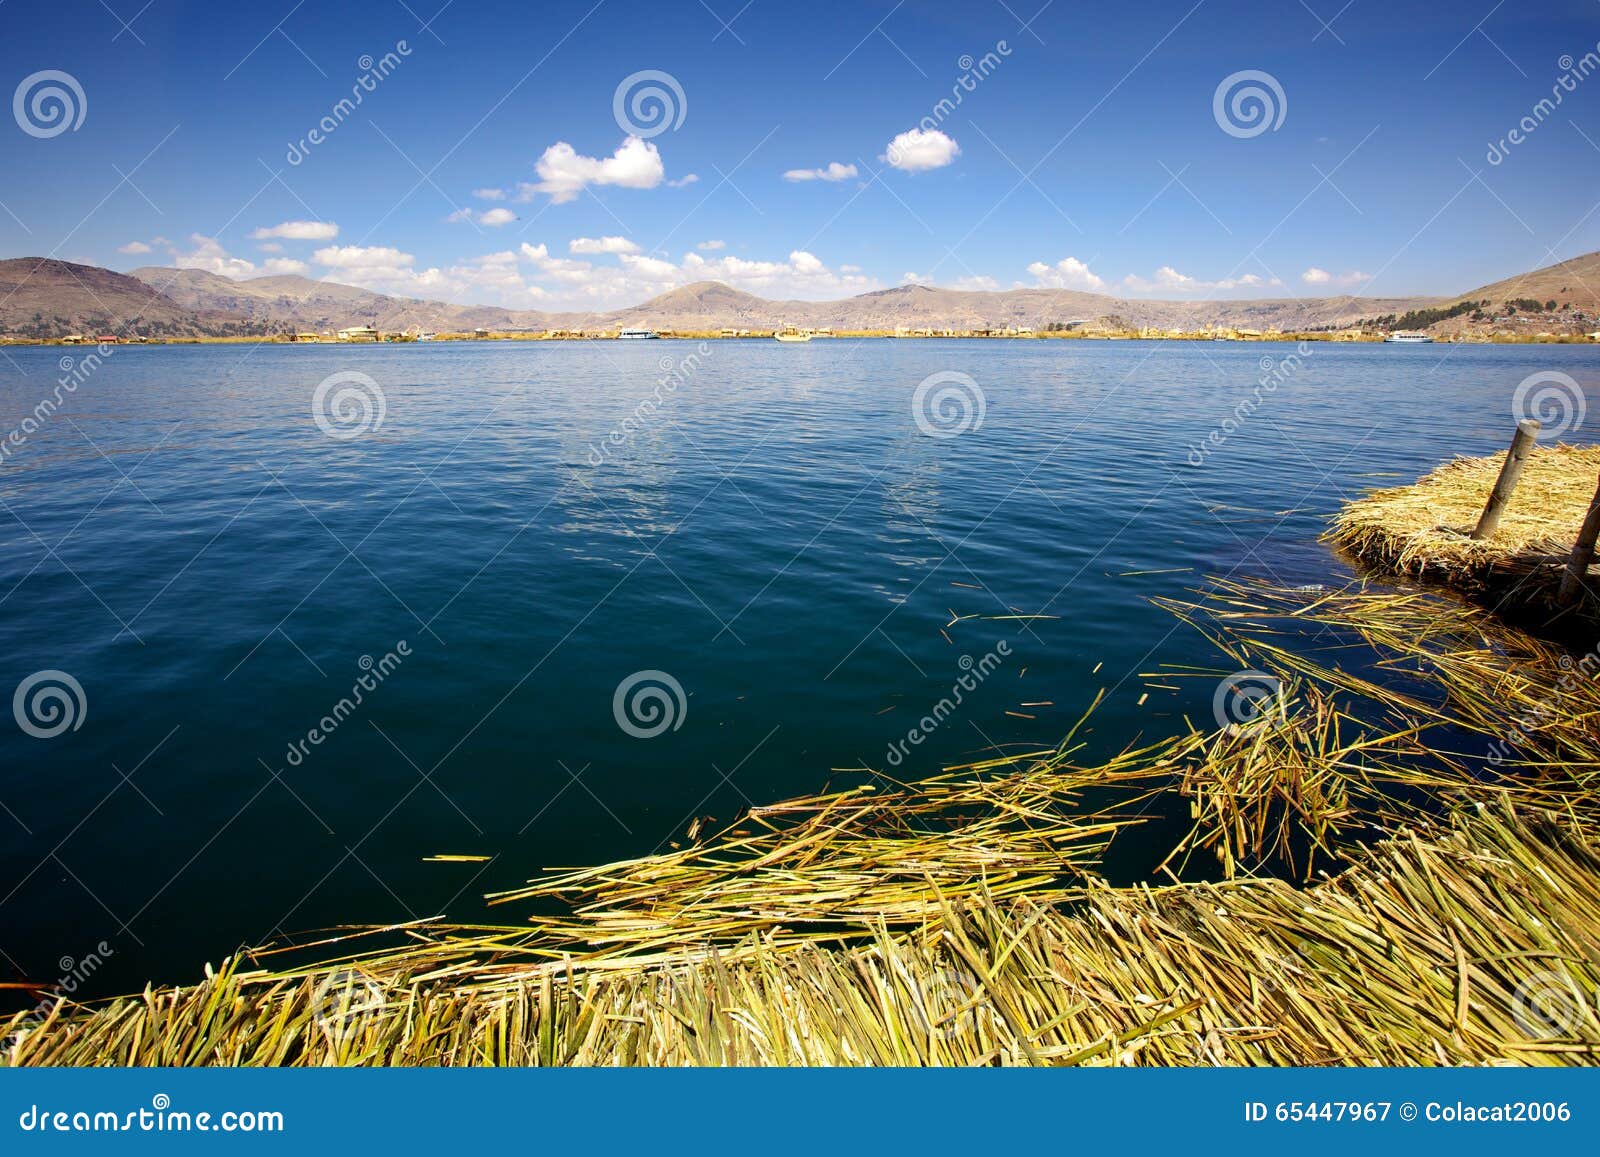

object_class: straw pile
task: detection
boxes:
[6,578,1600,1067]
[1327,443,1600,622]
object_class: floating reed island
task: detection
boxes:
[7,575,1600,1067]
[1328,429,1600,634]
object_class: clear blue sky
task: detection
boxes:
[3,0,1599,308]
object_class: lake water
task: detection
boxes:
[1,337,1595,996]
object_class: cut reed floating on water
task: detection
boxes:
[7,576,1599,1066]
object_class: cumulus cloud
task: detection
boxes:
[883,128,960,172]
[250,220,339,241]
[311,244,452,296]
[504,242,878,308]
[261,258,309,275]
[521,137,666,204]
[1027,256,1106,292]
[784,161,858,182]
[570,236,640,255]
[473,187,506,200]
[697,239,726,251]
[1119,267,1282,296]
[173,234,258,279]
[449,206,519,227]
[1301,267,1369,289]
[667,173,699,187]
[117,240,152,255]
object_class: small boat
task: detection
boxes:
[1384,331,1433,343]
[618,328,659,340]
[774,323,812,342]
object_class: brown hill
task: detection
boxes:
[3,251,1596,339]
[0,258,242,338]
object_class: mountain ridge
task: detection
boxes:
[0,252,1596,339]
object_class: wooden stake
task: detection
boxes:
[1559,471,1600,607]
[1471,419,1541,540]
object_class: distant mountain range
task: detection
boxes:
[1,251,1597,340]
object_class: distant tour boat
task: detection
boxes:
[618,328,659,340]
[774,324,812,342]
[1384,331,1433,343]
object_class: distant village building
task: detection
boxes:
[336,325,379,342]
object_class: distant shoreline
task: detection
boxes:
[5,330,1598,348]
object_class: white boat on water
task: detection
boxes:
[618,328,659,340]
[1384,331,1433,343]
[774,323,812,342]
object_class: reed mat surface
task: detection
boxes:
[1327,443,1600,626]
[6,581,1599,1066]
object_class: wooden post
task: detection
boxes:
[1559,471,1600,607]
[1471,419,1541,540]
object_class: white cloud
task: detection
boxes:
[1301,267,1369,289]
[174,234,258,279]
[951,275,999,291]
[667,173,699,187]
[450,206,519,227]
[570,236,640,255]
[621,253,679,279]
[883,128,960,172]
[505,242,879,308]
[1027,256,1106,292]
[250,220,339,241]
[697,239,725,251]
[257,241,284,253]
[262,258,309,275]
[1116,267,1281,296]
[117,241,152,255]
[784,161,858,182]
[311,244,453,296]
[901,272,925,284]
[522,137,666,204]
[473,187,506,200]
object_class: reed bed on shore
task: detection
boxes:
[6,803,1595,1066]
[1326,443,1600,616]
[6,578,1600,1067]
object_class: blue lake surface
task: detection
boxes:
[0,337,1595,995]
